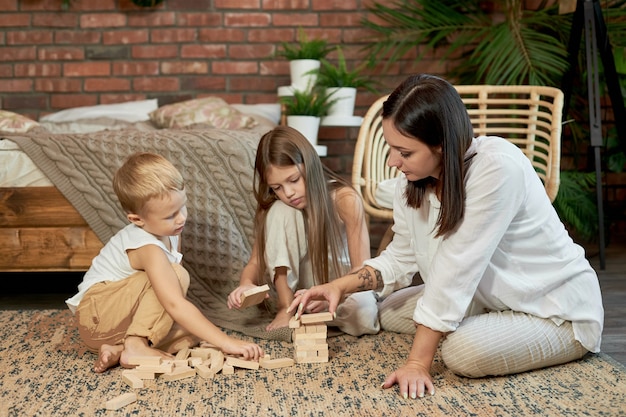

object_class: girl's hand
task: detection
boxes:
[227,285,258,309]
[222,337,264,361]
[381,360,435,399]
[287,282,343,319]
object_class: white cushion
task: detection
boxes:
[39,99,158,123]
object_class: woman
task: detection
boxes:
[289,74,603,399]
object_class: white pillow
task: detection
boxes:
[39,99,158,123]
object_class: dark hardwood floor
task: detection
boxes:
[1,236,624,367]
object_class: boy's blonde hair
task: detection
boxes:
[113,152,184,215]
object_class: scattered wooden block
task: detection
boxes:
[123,369,155,380]
[135,362,174,374]
[209,349,225,373]
[195,363,216,379]
[161,367,196,381]
[105,392,137,410]
[222,363,234,375]
[259,357,295,369]
[122,372,144,389]
[225,356,260,370]
[299,312,333,324]
[190,347,213,361]
[238,284,270,309]
[175,347,190,360]
[127,356,162,367]
[188,357,203,367]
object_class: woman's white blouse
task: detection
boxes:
[365,136,604,353]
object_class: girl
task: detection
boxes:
[227,126,379,336]
[289,74,604,399]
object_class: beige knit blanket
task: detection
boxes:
[8,127,292,341]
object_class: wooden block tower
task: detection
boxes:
[289,312,333,364]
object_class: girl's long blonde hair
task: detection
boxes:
[253,126,349,285]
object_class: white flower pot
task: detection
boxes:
[290,59,320,92]
[287,115,321,146]
[326,87,357,116]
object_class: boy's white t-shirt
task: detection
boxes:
[65,223,182,313]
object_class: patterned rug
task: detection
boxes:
[1,309,624,416]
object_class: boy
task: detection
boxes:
[66,152,263,373]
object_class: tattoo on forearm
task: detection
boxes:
[353,268,383,291]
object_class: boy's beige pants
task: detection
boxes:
[75,263,195,353]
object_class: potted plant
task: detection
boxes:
[276,28,333,93]
[315,47,378,117]
[280,87,337,153]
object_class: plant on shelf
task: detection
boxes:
[315,47,379,117]
[279,87,336,117]
[276,27,333,61]
[276,28,333,92]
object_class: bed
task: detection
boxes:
[0,98,281,273]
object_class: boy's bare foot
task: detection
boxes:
[265,309,292,331]
[94,343,124,373]
[119,335,174,368]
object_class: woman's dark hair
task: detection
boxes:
[382,74,475,237]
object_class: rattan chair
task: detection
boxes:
[352,85,564,250]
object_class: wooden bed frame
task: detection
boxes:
[0,186,102,272]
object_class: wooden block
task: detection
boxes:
[260,357,295,369]
[295,354,329,364]
[306,324,327,334]
[299,312,333,324]
[135,362,174,374]
[188,357,203,367]
[127,356,162,366]
[222,363,235,375]
[161,367,196,381]
[105,392,137,410]
[190,347,213,361]
[123,369,155,380]
[195,363,216,379]
[239,284,270,308]
[122,372,144,389]
[173,359,189,368]
[225,356,260,370]
[293,331,327,341]
[289,316,301,328]
[175,347,190,360]
[209,349,225,373]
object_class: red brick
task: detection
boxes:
[64,62,111,77]
[113,62,160,76]
[177,13,221,26]
[61,0,116,11]
[320,12,363,27]
[100,93,148,104]
[181,45,227,59]
[0,14,31,27]
[127,12,176,27]
[262,0,309,9]
[38,47,85,61]
[131,45,179,59]
[212,61,258,74]
[32,13,78,28]
[312,0,358,10]
[199,28,246,43]
[14,63,61,77]
[229,44,274,60]
[0,46,37,61]
[230,77,278,92]
[80,13,126,28]
[35,78,82,92]
[224,13,271,27]
[180,76,226,91]
[55,30,101,44]
[0,0,17,11]
[50,94,98,109]
[133,77,179,91]
[215,0,260,8]
[161,61,209,74]
[0,79,32,92]
[260,61,290,76]
[0,64,13,77]
[273,13,319,27]
[84,78,131,92]
[247,28,294,43]
[151,28,197,43]
[103,30,149,45]
[6,30,53,45]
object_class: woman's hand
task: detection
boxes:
[382,359,435,399]
[221,337,264,361]
[287,282,344,319]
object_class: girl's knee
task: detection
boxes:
[171,263,190,292]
